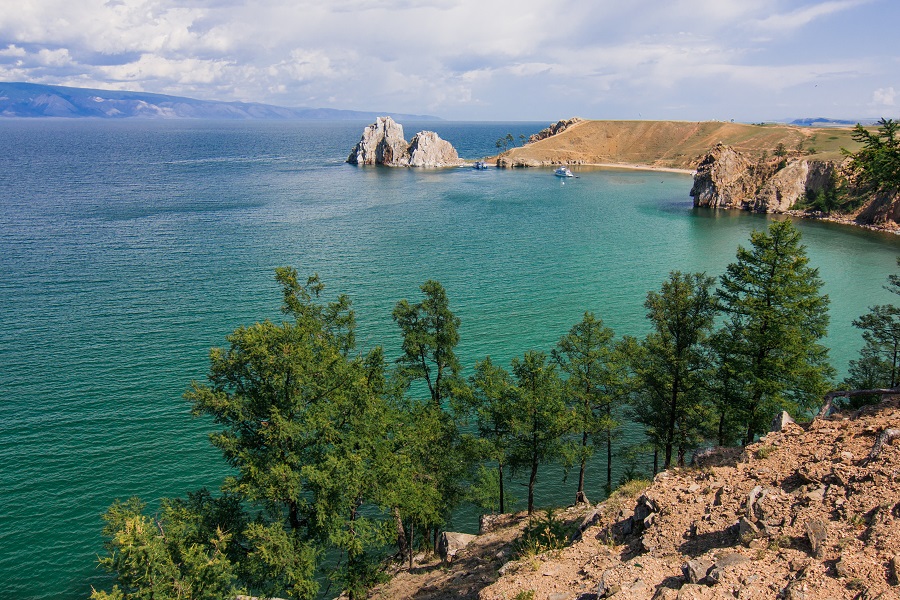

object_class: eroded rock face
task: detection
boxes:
[528,117,583,144]
[347,117,462,167]
[408,131,463,167]
[347,116,410,166]
[691,143,839,213]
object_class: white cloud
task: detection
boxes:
[873,87,896,106]
[0,0,896,119]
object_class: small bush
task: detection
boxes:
[514,509,570,559]
[514,591,535,600]
[755,445,774,459]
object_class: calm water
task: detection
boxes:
[1,120,898,599]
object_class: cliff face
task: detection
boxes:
[346,117,462,167]
[691,143,838,213]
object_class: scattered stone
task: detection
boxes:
[480,513,506,534]
[597,569,621,598]
[739,516,759,542]
[677,583,705,599]
[804,518,828,558]
[548,593,570,600]
[891,554,900,585]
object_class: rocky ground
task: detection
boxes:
[368,399,900,599]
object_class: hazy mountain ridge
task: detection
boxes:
[0,82,439,120]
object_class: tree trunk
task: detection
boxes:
[408,520,414,570]
[576,430,587,504]
[528,451,538,514]
[718,409,726,447]
[606,426,613,490]
[653,447,658,475]
[498,462,505,514]
[393,507,409,565]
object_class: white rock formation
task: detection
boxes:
[408,131,463,167]
[347,117,462,167]
[347,116,410,166]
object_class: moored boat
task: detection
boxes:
[554,166,574,177]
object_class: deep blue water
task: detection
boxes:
[1,119,898,599]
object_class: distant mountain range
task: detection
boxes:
[0,82,439,120]
[787,117,874,127]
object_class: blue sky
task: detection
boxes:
[0,0,897,121]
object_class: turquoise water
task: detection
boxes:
[1,120,898,599]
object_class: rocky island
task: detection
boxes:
[347,116,463,167]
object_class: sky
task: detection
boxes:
[0,0,898,121]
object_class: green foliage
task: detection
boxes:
[456,356,515,512]
[842,258,900,408]
[392,280,462,405]
[553,312,627,494]
[774,142,787,157]
[629,272,717,468]
[508,351,570,514]
[716,220,834,443]
[183,268,397,598]
[513,509,570,559]
[845,118,900,193]
[92,497,239,600]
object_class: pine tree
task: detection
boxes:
[630,272,717,468]
[507,350,570,515]
[716,220,834,443]
[552,312,626,499]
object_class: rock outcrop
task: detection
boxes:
[346,116,462,167]
[407,131,461,167]
[527,117,583,144]
[690,143,839,213]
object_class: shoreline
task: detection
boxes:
[474,159,899,236]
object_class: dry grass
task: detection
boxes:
[502,120,863,169]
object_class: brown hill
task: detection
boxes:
[368,399,900,600]
[498,120,862,171]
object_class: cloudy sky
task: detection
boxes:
[0,0,897,121]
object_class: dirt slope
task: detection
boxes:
[500,120,861,170]
[369,399,900,600]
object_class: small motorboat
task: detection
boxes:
[554,166,574,177]
[473,161,490,170]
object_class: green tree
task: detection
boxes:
[841,258,900,407]
[507,350,570,514]
[630,272,717,468]
[392,280,462,405]
[91,496,239,600]
[716,220,834,443]
[552,312,626,499]
[845,118,900,193]
[186,268,391,599]
[456,356,515,513]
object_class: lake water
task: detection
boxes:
[1,120,898,599]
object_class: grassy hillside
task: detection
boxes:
[502,120,863,170]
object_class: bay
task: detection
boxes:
[0,120,897,599]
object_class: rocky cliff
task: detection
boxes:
[690,143,838,214]
[346,116,462,167]
[527,117,584,144]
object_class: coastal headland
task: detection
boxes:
[495,118,898,233]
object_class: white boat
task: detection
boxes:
[473,161,490,170]
[554,166,574,177]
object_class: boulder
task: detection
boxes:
[804,518,828,558]
[771,411,795,432]
[437,531,477,563]
[682,558,713,584]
